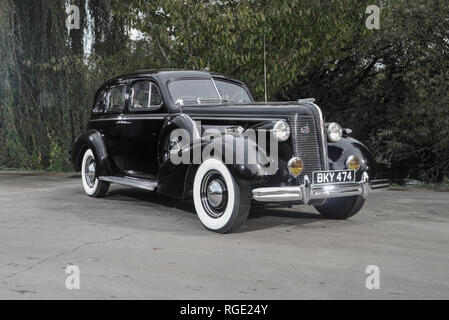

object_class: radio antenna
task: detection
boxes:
[264,34,267,103]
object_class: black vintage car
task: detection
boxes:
[71,69,388,233]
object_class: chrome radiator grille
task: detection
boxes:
[289,114,323,181]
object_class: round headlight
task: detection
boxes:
[327,122,343,142]
[273,121,290,142]
[346,155,360,171]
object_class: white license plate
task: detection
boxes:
[312,170,356,184]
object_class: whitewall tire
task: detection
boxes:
[193,158,251,233]
[81,149,109,197]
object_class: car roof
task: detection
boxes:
[105,69,245,85]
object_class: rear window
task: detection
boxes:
[92,89,108,114]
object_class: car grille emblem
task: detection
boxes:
[300,124,310,134]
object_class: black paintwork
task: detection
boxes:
[71,69,378,200]
[328,137,377,181]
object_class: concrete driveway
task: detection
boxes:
[0,172,448,299]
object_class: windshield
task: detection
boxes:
[168,78,252,106]
[168,79,220,105]
[214,79,251,103]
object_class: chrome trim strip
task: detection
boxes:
[90,116,165,122]
[191,117,284,121]
[310,103,328,170]
[211,78,222,101]
[126,116,165,120]
[252,171,385,203]
[90,115,282,122]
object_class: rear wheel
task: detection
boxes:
[81,149,109,197]
[193,158,251,233]
[314,196,365,220]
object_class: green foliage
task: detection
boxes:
[118,0,366,100]
[0,104,31,169]
[47,129,70,171]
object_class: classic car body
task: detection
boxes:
[71,69,389,233]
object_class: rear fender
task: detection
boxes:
[71,130,113,177]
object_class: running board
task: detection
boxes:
[99,176,157,191]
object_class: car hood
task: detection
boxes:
[181,101,318,120]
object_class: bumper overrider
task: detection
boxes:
[252,172,389,204]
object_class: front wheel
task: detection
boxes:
[193,158,251,233]
[81,149,109,198]
[314,196,365,220]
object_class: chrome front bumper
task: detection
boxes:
[252,172,389,204]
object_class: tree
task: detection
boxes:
[119,0,366,99]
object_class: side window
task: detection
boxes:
[92,90,108,114]
[130,80,162,111]
[106,85,127,113]
[150,83,162,106]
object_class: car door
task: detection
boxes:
[101,82,128,174]
[123,79,165,179]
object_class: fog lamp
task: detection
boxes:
[288,157,303,178]
[346,155,360,171]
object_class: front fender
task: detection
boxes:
[157,131,281,199]
[327,137,377,180]
[158,113,200,163]
[193,134,278,181]
[71,130,113,177]
[157,114,200,198]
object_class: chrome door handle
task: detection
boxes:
[115,120,131,125]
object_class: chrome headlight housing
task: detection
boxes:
[327,122,343,142]
[272,120,290,142]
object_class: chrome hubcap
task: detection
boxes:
[84,156,96,188]
[200,171,228,218]
[207,180,224,207]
